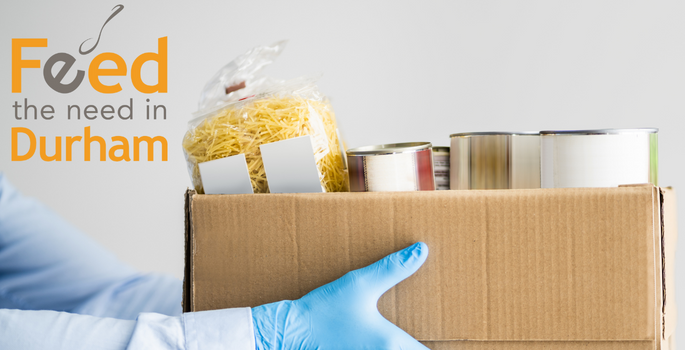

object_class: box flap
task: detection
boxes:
[187,187,662,342]
[182,189,195,313]
[422,340,656,349]
[660,188,677,343]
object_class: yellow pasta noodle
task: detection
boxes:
[183,94,348,194]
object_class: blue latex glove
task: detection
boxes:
[252,242,429,350]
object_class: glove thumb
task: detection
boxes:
[353,242,428,300]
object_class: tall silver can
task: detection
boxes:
[540,128,658,188]
[450,132,540,190]
[346,142,435,192]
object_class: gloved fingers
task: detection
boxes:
[353,242,428,299]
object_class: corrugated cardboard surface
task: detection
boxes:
[184,187,676,348]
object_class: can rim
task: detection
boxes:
[539,128,658,135]
[347,142,433,156]
[432,146,450,153]
[449,131,539,137]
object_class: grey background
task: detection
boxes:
[1,0,682,340]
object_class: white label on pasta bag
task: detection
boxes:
[260,136,323,193]
[199,154,254,194]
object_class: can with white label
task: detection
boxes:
[432,147,450,190]
[540,128,658,188]
[346,142,435,192]
[449,132,540,190]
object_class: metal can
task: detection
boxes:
[540,128,658,188]
[449,132,540,190]
[346,142,435,192]
[510,132,541,189]
[432,146,450,190]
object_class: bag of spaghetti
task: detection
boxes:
[183,41,348,194]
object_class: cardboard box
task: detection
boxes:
[183,185,677,349]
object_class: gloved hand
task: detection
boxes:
[252,242,429,350]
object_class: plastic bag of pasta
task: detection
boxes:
[183,41,348,194]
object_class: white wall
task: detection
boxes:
[1,0,683,340]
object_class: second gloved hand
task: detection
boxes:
[252,242,429,350]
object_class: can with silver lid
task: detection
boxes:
[346,142,435,192]
[449,132,540,190]
[540,128,658,188]
[432,146,450,190]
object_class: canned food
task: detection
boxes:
[510,133,541,189]
[432,146,450,190]
[346,142,435,192]
[449,132,540,190]
[540,128,658,188]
